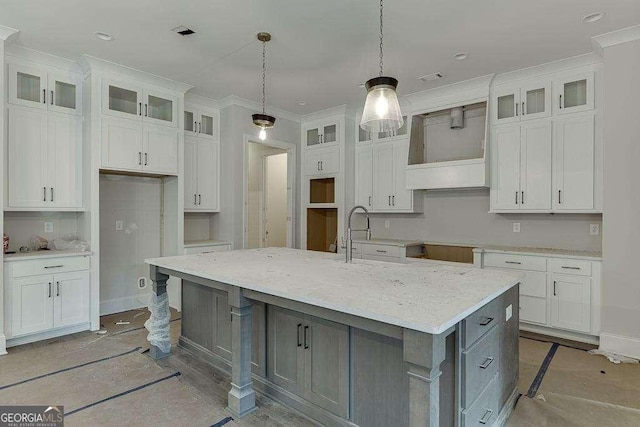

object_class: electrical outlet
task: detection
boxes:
[44,222,54,233]
[506,304,513,321]
[384,220,390,229]
[512,222,520,233]
[115,220,124,231]
[590,224,600,236]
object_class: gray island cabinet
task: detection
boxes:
[146,248,521,426]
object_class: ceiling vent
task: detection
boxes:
[171,25,195,36]
[418,72,444,83]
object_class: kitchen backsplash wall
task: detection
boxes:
[184,212,216,242]
[99,174,161,315]
[359,189,602,252]
[4,211,82,251]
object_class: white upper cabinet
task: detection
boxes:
[103,80,178,127]
[101,117,145,171]
[8,63,82,115]
[493,85,520,125]
[553,114,595,211]
[8,107,83,210]
[185,104,219,140]
[491,125,521,210]
[377,115,409,141]
[143,125,179,175]
[305,121,338,148]
[184,136,220,212]
[355,144,373,209]
[372,142,394,211]
[305,146,339,176]
[493,80,551,124]
[555,72,594,115]
[392,139,412,210]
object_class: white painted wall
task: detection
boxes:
[3,212,81,251]
[265,153,288,247]
[99,175,161,315]
[214,104,301,249]
[353,189,601,252]
[599,36,640,358]
[184,213,216,242]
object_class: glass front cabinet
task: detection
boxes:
[184,104,219,139]
[305,122,338,147]
[9,63,82,115]
[103,80,178,127]
[555,72,594,115]
[493,81,551,124]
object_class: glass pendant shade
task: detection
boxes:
[360,77,403,133]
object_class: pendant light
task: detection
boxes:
[360,0,403,133]
[252,32,276,141]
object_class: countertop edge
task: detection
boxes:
[473,246,602,261]
[4,251,93,262]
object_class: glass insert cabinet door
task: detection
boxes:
[378,116,408,139]
[493,86,520,124]
[48,72,82,115]
[306,122,339,147]
[199,113,215,138]
[557,72,594,115]
[9,63,47,109]
[145,93,176,126]
[520,82,551,121]
[104,81,142,118]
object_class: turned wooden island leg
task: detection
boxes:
[148,266,171,360]
[403,329,447,427]
[227,287,257,417]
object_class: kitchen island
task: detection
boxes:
[145,248,521,426]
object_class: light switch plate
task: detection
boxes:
[512,223,520,233]
[590,224,600,236]
[384,220,390,229]
[44,222,54,233]
[115,220,124,231]
[506,304,513,321]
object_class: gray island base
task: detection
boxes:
[145,248,521,426]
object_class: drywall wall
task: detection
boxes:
[265,153,288,247]
[599,36,640,358]
[184,213,216,242]
[214,104,301,249]
[353,189,601,252]
[3,212,81,251]
[99,175,161,315]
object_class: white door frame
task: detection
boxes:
[243,135,297,249]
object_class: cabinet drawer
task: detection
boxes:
[362,244,403,258]
[548,258,592,276]
[484,253,546,272]
[462,297,501,348]
[520,296,547,325]
[461,375,499,427]
[11,256,90,278]
[520,271,547,298]
[462,326,500,409]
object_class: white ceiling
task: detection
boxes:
[1,0,639,115]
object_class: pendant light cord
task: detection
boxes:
[262,40,266,114]
[379,0,384,77]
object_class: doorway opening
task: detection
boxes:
[245,139,295,249]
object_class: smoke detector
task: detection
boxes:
[418,72,444,83]
[171,25,196,36]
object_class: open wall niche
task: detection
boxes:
[309,178,335,204]
[307,208,337,253]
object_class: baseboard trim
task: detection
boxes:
[0,334,7,355]
[495,388,519,427]
[520,323,599,345]
[100,294,150,316]
[7,323,91,348]
[599,333,640,360]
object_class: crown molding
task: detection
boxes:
[301,104,350,123]
[0,25,19,42]
[185,93,221,109]
[592,24,640,55]
[5,44,81,73]
[406,74,494,113]
[217,95,302,122]
[492,53,601,86]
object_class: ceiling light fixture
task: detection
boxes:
[252,32,275,141]
[454,52,468,60]
[360,0,403,133]
[582,12,605,24]
[297,101,306,106]
[94,31,113,41]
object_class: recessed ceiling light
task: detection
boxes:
[454,53,469,61]
[418,72,444,83]
[582,12,605,24]
[297,101,306,106]
[94,31,113,41]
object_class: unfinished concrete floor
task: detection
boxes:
[1,309,639,426]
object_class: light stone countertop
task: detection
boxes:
[4,250,92,262]
[352,238,424,247]
[146,248,521,335]
[473,245,602,260]
[184,240,233,248]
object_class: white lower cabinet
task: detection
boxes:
[6,256,91,341]
[476,249,600,341]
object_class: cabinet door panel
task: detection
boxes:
[53,271,90,328]
[184,137,198,209]
[304,315,349,418]
[521,81,551,121]
[554,115,595,210]
[520,121,552,210]
[373,142,394,210]
[556,72,594,115]
[103,80,143,120]
[490,125,521,210]
[355,145,373,209]
[48,114,83,208]
[101,118,143,171]
[520,296,547,325]
[493,85,520,124]
[8,63,47,109]
[268,306,304,394]
[198,111,218,139]
[392,139,412,210]
[8,108,49,207]
[143,90,178,127]
[48,71,82,115]
[550,275,591,333]
[143,126,178,175]
[196,140,219,210]
[213,289,232,361]
[11,276,54,336]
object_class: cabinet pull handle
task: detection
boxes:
[198,194,201,205]
[368,196,371,206]
[561,266,580,270]
[392,195,395,206]
[43,89,46,104]
[521,191,524,205]
[558,190,562,204]
[44,265,64,269]
[304,325,309,349]
[48,282,52,298]
[198,122,201,133]
[297,323,302,347]
[479,356,494,369]
[43,187,47,202]
[56,281,60,297]
[194,194,197,205]
[51,90,54,105]
[515,191,518,205]
[144,152,148,166]
[522,102,525,115]
[145,103,148,117]
[388,195,391,206]
[479,408,494,425]
[505,261,522,265]
[51,187,54,202]
[139,152,142,165]
[320,161,323,171]
[317,161,320,171]
[376,249,387,253]
[479,316,494,326]
[139,102,142,116]
[515,102,518,116]
[553,281,557,296]
[559,94,563,109]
